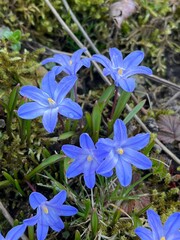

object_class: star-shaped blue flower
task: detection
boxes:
[0,224,26,240]
[62,133,112,189]
[92,48,152,92]
[96,119,152,186]
[41,48,90,76]
[135,209,180,240]
[23,191,78,240]
[17,71,83,133]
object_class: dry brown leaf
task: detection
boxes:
[157,115,180,143]
[109,0,137,28]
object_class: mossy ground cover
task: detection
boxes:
[0,1,179,239]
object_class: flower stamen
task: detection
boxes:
[48,98,55,105]
[42,206,48,214]
[117,148,124,155]
[69,60,73,65]
[87,155,93,161]
[160,237,166,240]
[118,68,123,75]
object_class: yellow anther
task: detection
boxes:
[160,237,166,240]
[69,60,73,65]
[48,98,55,104]
[87,155,93,161]
[42,206,48,214]
[117,148,124,155]
[118,68,123,75]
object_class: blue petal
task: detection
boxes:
[54,75,77,103]
[147,210,164,240]
[51,65,64,75]
[71,48,86,62]
[49,217,64,232]
[113,119,127,143]
[84,171,96,188]
[99,170,113,177]
[19,86,49,106]
[37,223,49,240]
[54,205,78,216]
[135,227,153,240]
[96,138,115,152]
[124,66,152,78]
[59,98,83,119]
[6,224,26,240]
[29,192,47,209]
[123,133,150,150]
[94,148,109,162]
[23,214,39,226]
[0,233,5,240]
[103,68,111,76]
[41,71,58,98]
[167,231,180,240]
[164,212,180,239]
[80,133,95,150]
[41,53,70,66]
[49,190,67,206]
[92,54,112,69]
[115,160,132,186]
[17,102,46,119]
[62,145,85,159]
[114,76,136,92]
[121,148,152,169]
[96,151,118,175]
[81,57,91,68]
[109,48,123,68]
[66,159,84,178]
[123,51,144,69]
[42,108,58,133]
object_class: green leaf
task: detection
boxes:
[25,154,63,180]
[92,101,101,142]
[91,209,99,237]
[98,85,115,112]
[75,230,81,240]
[124,100,146,124]
[2,171,15,185]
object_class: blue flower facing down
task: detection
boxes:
[62,133,112,189]
[135,209,180,240]
[96,119,152,186]
[17,71,83,133]
[0,224,26,240]
[23,191,78,240]
[41,48,91,76]
[92,48,152,92]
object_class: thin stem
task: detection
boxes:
[91,188,95,209]
[25,180,36,192]
[110,86,119,119]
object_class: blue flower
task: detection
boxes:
[17,71,83,133]
[0,224,26,240]
[135,209,180,240]
[41,48,91,76]
[23,191,78,240]
[62,133,112,189]
[96,119,152,186]
[92,48,152,92]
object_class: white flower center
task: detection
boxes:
[160,237,166,240]
[48,98,56,105]
[117,148,124,155]
[69,60,73,65]
[87,155,93,161]
[118,68,123,75]
[42,205,48,214]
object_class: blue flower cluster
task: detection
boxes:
[0,190,77,240]
[17,48,152,133]
[7,48,178,240]
[62,119,152,188]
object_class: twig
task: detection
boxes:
[44,0,111,85]
[44,0,180,165]
[146,74,180,91]
[0,201,29,240]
